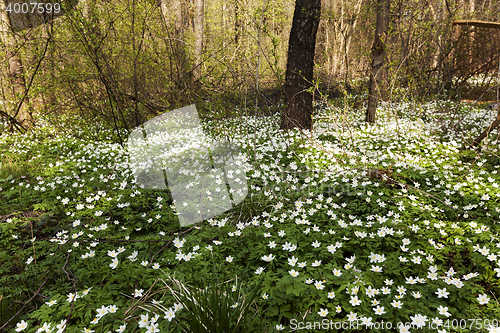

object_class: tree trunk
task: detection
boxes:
[315,0,334,67]
[40,19,57,117]
[160,0,190,87]
[194,0,204,80]
[365,0,390,123]
[428,2,441,71]
[342,0,364,83]
[235,0,241,44]
[281,0,321,131]
[467,0,475,73]
[0,1,32,127]
[315,4,327,65]
[443,0,463,91]
[332,0,344,76]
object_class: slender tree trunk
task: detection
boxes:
[315,3,327,65]
[365,0,390,123]
[221,0,226,49]
[235,0,241,44]
[170,0,183,34]
[429,2,441,70]
[41,19,57,116]
[323,0,333,81]
[315,0,334,67]
[333,0,345,75]
[467,0,475,72]
[81,0,91,19]
[398,5,412,88]
[160,0,190,86]
[194,0,204,80]
[343,0,363,83]
[0,2,32,126]
[443,0,463,90]
[281,0,321,131]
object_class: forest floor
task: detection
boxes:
[1,99,500,332]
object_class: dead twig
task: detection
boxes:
[0,278,48,331]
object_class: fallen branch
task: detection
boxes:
[470,116,500,147]
[453,19,500,29]
[0,109,27,133]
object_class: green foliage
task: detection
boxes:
[2,99,500,332]
[162,258,265,333]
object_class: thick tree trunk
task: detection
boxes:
[281,0,321,131]
[365,0,390,123]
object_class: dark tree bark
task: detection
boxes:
[280,0,321,131]
[365,0,390,123]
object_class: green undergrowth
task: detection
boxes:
[1,101,500,333]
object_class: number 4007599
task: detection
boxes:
[6,2,61,14]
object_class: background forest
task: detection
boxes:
[2,0,500,332]
[1,0,499,132]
